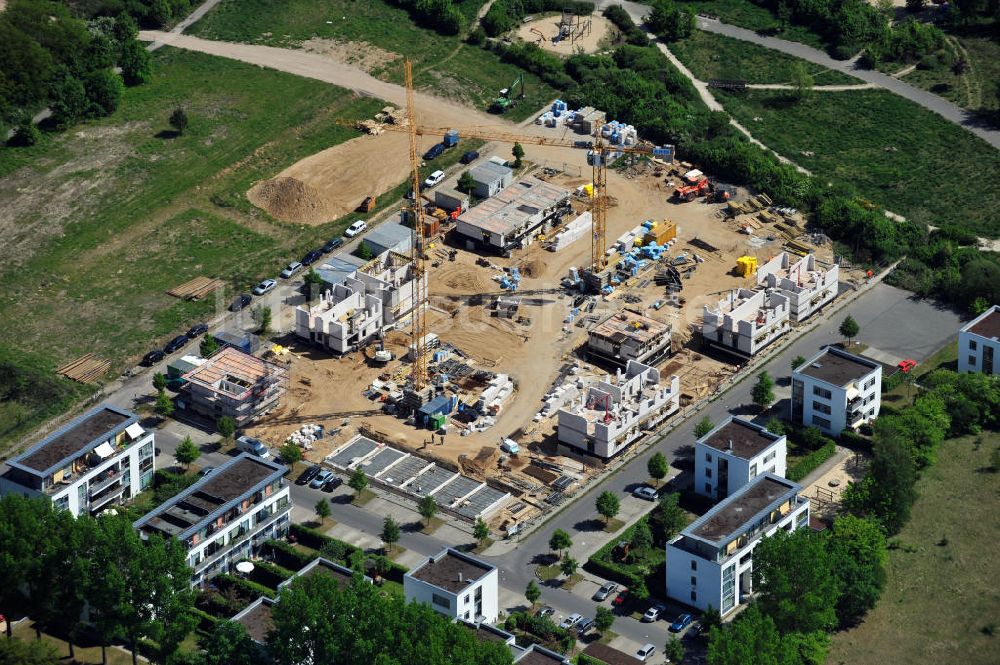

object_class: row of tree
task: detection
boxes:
[388,0,467,36]
[62,0,194,29]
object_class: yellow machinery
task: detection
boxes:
[736,255,758,278]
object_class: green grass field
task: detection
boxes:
[670,30,858,84]
[187,0,558,120]
[674,0,831,50]
[828,432,1000,665]
[715,88,1000,237]
[902,35,1000,113]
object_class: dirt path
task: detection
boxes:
[746,82,877,91]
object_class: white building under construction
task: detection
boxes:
[556,360,680,459]
[756,253,839,323]
[295,250,426,355]
[702,288,790,358]
[586,308,672,367]
[455,176,570,254]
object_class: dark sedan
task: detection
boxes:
[164,335,189,354]
[230,293,252,311]
[296,465,322,486]
[186,323,209,338]
[321,238,344,253]
[141,350,165,366]
[301,250,323,266]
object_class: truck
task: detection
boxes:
[673,177,711,202]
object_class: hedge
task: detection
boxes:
[786,441,837,482]
[195,590,242,619]
[287,524,409,580]
[215,573,277,600]
[837,430,871,450]
[249,560,296,590]
[189,607,221,635]
[602,4,649,46]
[265,538,319,571]
[584,521,658,600]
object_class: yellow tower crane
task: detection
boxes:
[403,58,429,393]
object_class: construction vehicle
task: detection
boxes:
[359,196,376,213]
[708,184,735,203]
[490,74,525,114]
[673,177,711,202]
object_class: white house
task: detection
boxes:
[0,404,155,517]
[666,474,809,617]
[134,453,291,586]
[695,417,786,500]
[957,305,1000,375]
[791,346,882,436]
[702,288,790,358]
[404,548,499,624]
[557,360,680,458]
[469,161,513,199]
[756,252,839,323]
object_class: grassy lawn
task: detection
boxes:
[902,34,1000,113]
[12,622,136,664]
[674,0,831,50]
[828,432,1000,665]
[603,518,626,533]
[714,88,1000,237]
[536,563,561,582]
[670,30,858,84]
[186,0,557,121]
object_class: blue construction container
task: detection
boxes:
[444,129,460,147]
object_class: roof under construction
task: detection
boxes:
[458,176,569,236]
[590,309,670,345]
[182,346,286,399]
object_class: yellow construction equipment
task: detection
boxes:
[403,58,428,392]
[736,255,757,278]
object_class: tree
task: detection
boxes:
[630,518,654,551]
[843,432,916,535]
[83,69,122,117]
[548,529,572,559]
[839,315,860,345]
[706,605,794,665]
[657,492,688,540]
[512,142,524,168]
[303,268,323,301]
[525,580,541,606]
[664,637,685,663]
[559,556,578,578]
[751,371,775,412]
[169,107,188,135]
[418,494,438,526]
[49,72,88,129]
[348,467,368,498]
[279,443,302,465]
[647,451,669,486]
[790,61,815,100]
[175,436,200,471]
[217,416,236,440]
[0,637,59,665]
[473,517,490,546]
[827,515,887,627]
[694,416,714,438]
[752,529,840,634]
[457,170,475,193]
[198,621,258,665]
[200,334,220,357]
[791,355,807,371]
[764,416,787,436]
[155,389,174,418]
[314,499,331,525]
[596,490,620,525]
[119,39,151,86]
[8,116,41,147]
[355,241,373,260]
[595,605,615,633]
[254,305,272,336]
[647,0,695,40]
[701,605,722,631]
[905,0,925,12]
[381,516,400,553]
[153,371,167,391]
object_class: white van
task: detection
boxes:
[236,435,271,459]
[636,644,656,662]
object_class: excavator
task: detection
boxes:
[490,74,525,114]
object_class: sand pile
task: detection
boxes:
[247,177,332,224]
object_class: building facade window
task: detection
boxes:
[812,416,831,429]
[812,401,831,415]
[690,560,697,571]
[969,355,977,367]
[749,464,758,478]
[432,594,451,609]
[812,386,832,399]
[704,482,712,495]
[970,340,977,350]
[691,590,697,602]
[705,452,712,462]
[690,576,697,586]
[463,594,470,605]
[722,565,736,613]
[764,451,776,463]
[705,468,712,478]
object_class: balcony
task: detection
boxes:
[89,469,124,497]
[192,505,290,574]
[90,484,127,512]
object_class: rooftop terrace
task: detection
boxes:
[688,475,801,543]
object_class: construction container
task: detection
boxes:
[434,187,469,213]
[736,255,758,277]
[429,412,447,430]
[643,221,677,245]
[423,217,441,238]
[443,129,459,147]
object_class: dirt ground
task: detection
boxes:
[299,37,399,74]
[515,14,613,56]
[801,446,868,523]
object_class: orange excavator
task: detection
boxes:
[673,176,711,202]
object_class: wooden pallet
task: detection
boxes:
[56,353,112,384]
[167,276,225,300]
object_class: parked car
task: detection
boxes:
[280,261,303,278]
[186,322,209,338]
[576,617,595,634]
[296,465,322,486]
[612,589,629,606]
[310,469,334,489]
[164,335,189,354]
[344,220,367,237]
[322,237,344,253]
[230,293,252,311]
[633,485,658,501]
[322,476,343,492]
[235,435,271,459]
[559,613,582,630]
[593,581,619,601]
[423,170,446,188]
[252,279,277,295]
[141,349,165,366]
[536,606,555,618]
[635,643,656,662]
[460,150,480,164]
[684,622,702,640]
[301,250,322,266]
[670,613,694,632]
[642,604,665,622]
[199,467,215,477]
[423,143,445,160]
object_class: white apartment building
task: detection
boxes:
[557,360,680,458]
[295,250,426,355]
[134,453,291,586]
[756,252,839,323]
[404,548,499,624]
[695,417,786,500]
[957,305,1000,375]
[666,474,809,617]
[702,288,790,358]
[0,404,155,517]
[792,346,882,436]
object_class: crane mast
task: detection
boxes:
[403,58,428,393]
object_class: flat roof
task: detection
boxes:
[458,176,568,236]
[183,346,286,398]
[135,453,285,539]
[687,474,801,543]
[9,404,137,474]
[963,305,1000,340]
[292,557,359,588]
[796,346,880,386]
[231,597,275,644]
[590,309,670,345]
[455,485,509,519]
[408,548,494,594]
[327,436,381,469]
[582,643,643,665]
[458,620,514,644]
[700,418,781,459]
[515,646,570,665]
[364,222,412,249]
[470,161,512,183]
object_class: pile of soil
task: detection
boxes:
[247,177,332,224]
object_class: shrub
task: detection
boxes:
[250,560,296,589]
[265,539,318,570]
[838,430,870,449]
[215,574,276,601]
[787,441,837,481]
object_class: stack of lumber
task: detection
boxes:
[167,276,225,300]
[57,354,111,383]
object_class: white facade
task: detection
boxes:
[469,161,513,199]
[0,405,155,517]
[702,288,790,357]
[792,346,882,436]
[957,305,1000,375]
[557,360,680,458]
[295,250,426,355]
[756,252,839,323]
[404,548,499,624]
[666,475,809,616]
[695,417,786,500]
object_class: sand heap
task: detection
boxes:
[247,177,333,224]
